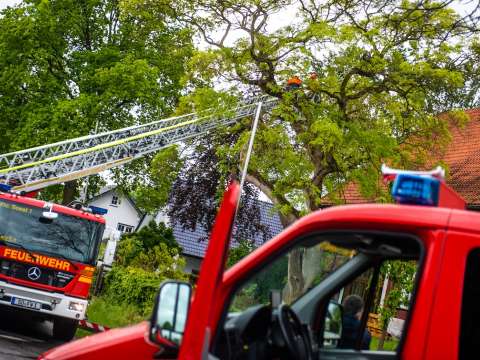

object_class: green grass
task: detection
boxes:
[370,336,399,351]
[75,297,146,338]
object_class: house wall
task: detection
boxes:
[89,191,141,239]
[184,255,202,274]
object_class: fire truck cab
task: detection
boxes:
[0,189,105,341]
[41,170,480,359]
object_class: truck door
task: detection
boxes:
[425,225,480,359]
[178,182,240,360]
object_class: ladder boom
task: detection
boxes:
[0,96,277,192]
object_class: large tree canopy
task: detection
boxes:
[134,0,480,299]
[0,0,192,202]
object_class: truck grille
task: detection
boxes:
[0,259,75,288]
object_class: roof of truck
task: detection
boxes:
[0,192,106,223]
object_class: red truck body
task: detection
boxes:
[40,180,480,359]
[0,191,105,339]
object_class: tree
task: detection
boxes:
[115,220,181,268]
[0,0,193,203]
[376,260,417,350]
[133,0,479,300]
[227,239,256,268]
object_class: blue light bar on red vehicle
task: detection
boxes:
[88,206,108,216]
[0,184,12,193]
[391,174,440,206]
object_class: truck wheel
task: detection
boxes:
[53,317,78,341]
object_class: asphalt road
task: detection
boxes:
[0,305,65,359]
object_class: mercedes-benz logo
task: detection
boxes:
[27,267,41,281]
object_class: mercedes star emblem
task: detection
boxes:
[27,267,41,281]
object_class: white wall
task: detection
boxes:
[184,255,202,274]
[89,191,141,239]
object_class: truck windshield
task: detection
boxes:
[0,199,104,264]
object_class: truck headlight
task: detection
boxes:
[68,301,85,312]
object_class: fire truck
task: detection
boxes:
[0,186,105,340]
[0,97,269,345]
[38,167,480,359]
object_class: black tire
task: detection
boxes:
[52,317,78,341]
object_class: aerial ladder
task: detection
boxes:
[0,96,277,193]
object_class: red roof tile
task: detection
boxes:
[442,109,480,205]
[336,109,480,206]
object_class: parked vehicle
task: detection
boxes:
[0,189,105,340]
[41,169,479,359]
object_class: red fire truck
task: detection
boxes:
[40,169,480,359]
[0,188,105,341]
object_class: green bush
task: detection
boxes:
[104,266,166,314]
[102,221,187,314]
[104,244,187,314]
[116,221,181,267]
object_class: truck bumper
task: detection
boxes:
[0,280,87,320]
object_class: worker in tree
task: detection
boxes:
[286,75,302,90]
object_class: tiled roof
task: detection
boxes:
[441,109,480,205]
[173,200,284,258]
[340,182,376,204]
[335,108,480,205]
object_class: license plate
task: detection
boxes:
[11,297,42,310]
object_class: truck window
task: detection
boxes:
[216,232,421,360]
[0,199,104,263]
[322,259,417,353]
[229,240,352,312]
[460,248,480,359]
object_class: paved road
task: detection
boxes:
[0,305,65,359]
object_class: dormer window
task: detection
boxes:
[111,195,120,206]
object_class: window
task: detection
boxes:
[322,259,417,353]
[217,232,421,359]
[117,223,134,233]
[111,195,120,206]
[228,240,352,312]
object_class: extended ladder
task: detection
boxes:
[0,96,277,192]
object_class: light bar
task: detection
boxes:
[0,184,12,193]
[391,174,440,206]
[88,206,108,216]
[382,164,445,181]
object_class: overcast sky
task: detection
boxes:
[0,0,18,9]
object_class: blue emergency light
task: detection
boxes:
[89,206,108,216]
[391,174,440,206]
[0,184,12,193]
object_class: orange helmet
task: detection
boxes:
[287,76,302,86]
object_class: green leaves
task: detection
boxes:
[106,220,186,313]
[0,0,193,200]
[133,146,184,214]
[163,0,480,224]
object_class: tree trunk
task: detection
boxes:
[279,213,304,303]
[377,328,387,350]
[284,248,305,303]
[62,180,78,205]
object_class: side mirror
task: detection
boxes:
[323,301,343,348]
[149,281,192,348]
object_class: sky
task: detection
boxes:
[0,0,18,9]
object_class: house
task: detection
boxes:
[87,185,144,240]
[138,200,284,274]
[340,108,480,208]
